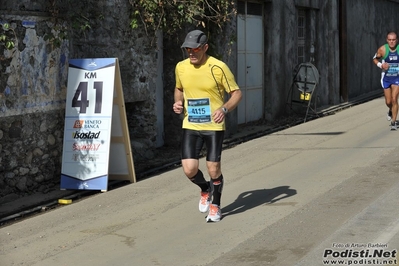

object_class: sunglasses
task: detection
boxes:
[185,46,203,53]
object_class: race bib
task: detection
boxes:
[187,98,211,123]
[386,63,399,77]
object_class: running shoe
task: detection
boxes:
[206,204,221,222]
[199,191,211,213]
[391,121,397,131]
[387,110,392,121]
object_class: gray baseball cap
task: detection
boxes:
[181,30,208,48]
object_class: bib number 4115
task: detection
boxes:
[72,81,103,114]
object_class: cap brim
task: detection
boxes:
[181,41,201,48]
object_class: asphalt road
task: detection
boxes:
[1,97,399,266]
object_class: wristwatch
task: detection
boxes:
[221,107,228,114]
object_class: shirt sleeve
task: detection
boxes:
[220,63,240,93]
[175,62,182,89]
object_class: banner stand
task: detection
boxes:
[60,58,136,192]
[108,61,136,183]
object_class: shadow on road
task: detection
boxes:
[222,186,297,218]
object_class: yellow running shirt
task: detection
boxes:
[175,56,240,131]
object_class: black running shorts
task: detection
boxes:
[181,129,224,162]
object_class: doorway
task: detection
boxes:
[237,1,264,124]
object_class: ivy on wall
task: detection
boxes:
[129,0,236,40]
[0,23,16,50]
[1,0,236,50]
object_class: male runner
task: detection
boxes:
[373,31,399,130]
[173,30,242,222]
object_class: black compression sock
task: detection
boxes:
[210,174,224,206]
[189,170,210,192]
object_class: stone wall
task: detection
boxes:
[0,7,70,198]
[0,110,65,198]
[0,0,68,200]
[0,0,163,198]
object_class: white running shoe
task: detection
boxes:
[387,110,392,121]
[199,192,211,213]
[206,204,221,222]
[391,122,397,131]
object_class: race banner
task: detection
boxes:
[60,58,135,191]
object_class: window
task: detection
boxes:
[247,2,262,16]
[238,1,263,16]
[238,1,245,14]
